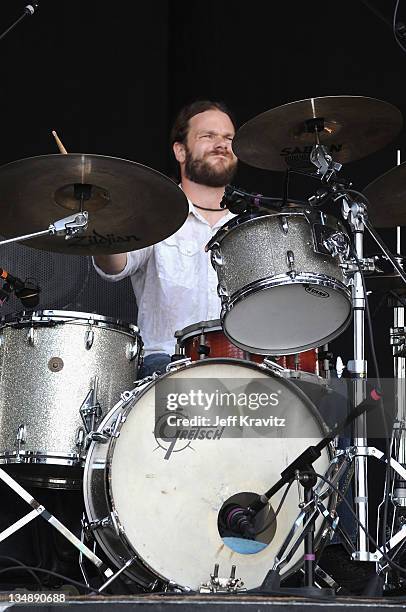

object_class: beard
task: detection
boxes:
[184,147,237,187]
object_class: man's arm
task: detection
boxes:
[93,253,127,275]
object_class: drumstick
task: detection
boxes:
[52,130,68,154]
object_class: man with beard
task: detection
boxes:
[93,100,238,377]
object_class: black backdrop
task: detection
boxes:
[0,0,404,385]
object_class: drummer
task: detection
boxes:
[93,99,237,378]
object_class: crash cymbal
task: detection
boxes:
[233,96,403,171]
[0,154,189,255]
[363,162,406,228]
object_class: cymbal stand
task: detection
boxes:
[376,228,406,590]
[0,210,89,247]
[339,196,374,560]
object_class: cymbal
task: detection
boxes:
[365,255,406,294]
[363,162,406,228]
[233,96,403,171]
[0,154,189,255]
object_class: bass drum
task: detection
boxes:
[84,359,334,591]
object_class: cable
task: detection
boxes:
[307,471,406,577]
[0,556,43,590]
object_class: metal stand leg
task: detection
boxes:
[0,467,113,580]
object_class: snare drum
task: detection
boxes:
[207,207,352,355]
[174,319,320,374]
[0,310,143,488]
[83,358,335,591]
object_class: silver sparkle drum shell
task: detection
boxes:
[207,209,352,355]
[83,358,334,591]
[0,310,142,489]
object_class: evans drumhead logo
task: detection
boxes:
[305,285,330,299]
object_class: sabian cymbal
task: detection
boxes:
[363,162,406,228]
[0,154,189,255]
[233,96,403,171]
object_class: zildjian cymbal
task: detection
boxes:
[232,96,403,171]
[0,153,189,255]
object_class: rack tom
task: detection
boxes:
[206,207,352,355]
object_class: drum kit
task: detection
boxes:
[1,94,406,596]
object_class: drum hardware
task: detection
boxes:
[246,392,390,596]
[0,465,114,580]
[258,470,336,597]
[200,564,245,593]
[0,210,89,248]
[80,376,103,436]
[15,424,27,456]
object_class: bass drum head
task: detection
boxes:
[107,359,333,591]
[223,282,352,354]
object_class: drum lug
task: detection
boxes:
[280,215,289,234]
[84,329,94,350]
[217,282,229,299]
[15,423,27,455]
[286,250,297,279]
[210,243,223,267]
[26,326,35,345]
[126,337,139,361]
[80,377,103,434]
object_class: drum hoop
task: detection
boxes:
[221,274,352,355]
[174,319,222,341]
[225,272,351,307]
[85,357,337,588]
[207,208,346,248]
[0,309,140,336]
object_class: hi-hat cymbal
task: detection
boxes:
[233,96,403,171]
[0,154,189,255]
[363,162,406,228]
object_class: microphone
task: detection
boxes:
[220,185,283,215]
[0,268,41,308]
[221,504,256,539]
[1,267,27,291]
[24,2,40,16]
[246,386,383,517]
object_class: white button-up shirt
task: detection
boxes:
[93,201,234,356]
